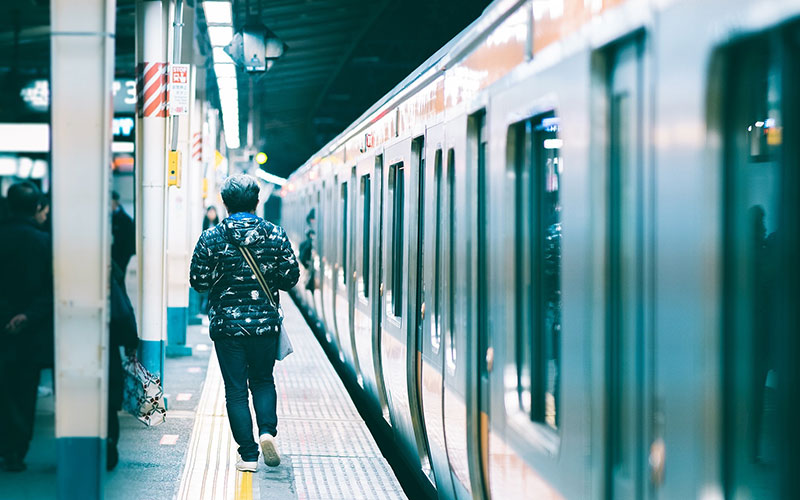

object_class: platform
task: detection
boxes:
[0,295,406,500]
[176,295,406,500]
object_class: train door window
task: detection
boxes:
[510,112,562,430]
[361,173,371,297]
[606,37,645,500]
[341,181,348,285]
[722,27,798,500]
[432,149,443,353]
[446,148,457,369]
[389,161,405,318]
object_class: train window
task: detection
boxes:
[446,148,457,369]
[361,174,371,297]
[341,181,348,285]
[722,28,799,499]
[389,161,405,317]
[432,149,443,353]
[511,112,561,429]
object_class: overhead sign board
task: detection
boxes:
[169,64,191,116]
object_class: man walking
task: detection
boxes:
[0,182,53,472]
[189,174,299,472]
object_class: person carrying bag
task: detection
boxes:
[189,174,300,473]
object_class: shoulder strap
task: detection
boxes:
[237,246,278,309]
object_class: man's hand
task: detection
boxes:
[4,314,28,334]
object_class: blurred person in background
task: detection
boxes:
[111,190,135,277]
[203,205,220,231]
[34,193,50,232]
[107,262,139,470]
[0,181,53,472]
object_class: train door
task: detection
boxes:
[354,156,379,399]
[721,24,800,500]
[467,110,491,499]
[419,123,456,499]
[442,114,472,500]
[374,153,391,422]
[605,34,653,500]
[334,172,357,367]
[408,134,436,485]
[381,138,422,467]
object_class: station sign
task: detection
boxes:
[169,64,191,116]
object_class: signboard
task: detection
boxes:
[169,64,191,116]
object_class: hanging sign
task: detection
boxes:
[169,64,191,116]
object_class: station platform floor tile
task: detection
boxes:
[176,294,407,500]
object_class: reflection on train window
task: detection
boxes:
[341,181,348,285]
[389,162,405,317]
[512,113,561,429]
[432,149,443,353]
[446,149,457,369]
[723,32,794,499]
[361,174,371,298]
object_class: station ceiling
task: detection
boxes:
[0,0,492,177]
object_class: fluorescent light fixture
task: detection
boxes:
[0,124,49,152]
[213,47,233,64]
[0,156,17,176]
[214,63,236,78]
[543,138,563,149]
[112,142,135,153]
[208,25,234,46]
[203,1,232,25]
[18,157,33,178]
[217,77,237,89]
[31,160,47,179]
[255,168,287,186]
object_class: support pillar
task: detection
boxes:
[166,1,194,357]
[50,0,115,497]
[135,0,169,378]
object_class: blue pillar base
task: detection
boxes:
[57,437,104,500]
[166,307,192,358]
[188,289,203,324]
[139,339,165,381]
[166,344,193,357]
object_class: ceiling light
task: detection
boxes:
[217,77,237,89]
[208,25,234,46]
[213,47,233,64]
[214,63,236,78]
[203,1,232,25]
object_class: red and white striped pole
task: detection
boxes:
[135,0,169,379]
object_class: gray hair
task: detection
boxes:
[220,174,260,214]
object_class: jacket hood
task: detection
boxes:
[219,215,271,247]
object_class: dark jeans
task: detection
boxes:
[0,338,40,460]
[214,335,279,461]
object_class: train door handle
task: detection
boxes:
[485,347,494,373]
[379,283,384,297]
[420,302,426,320]
[353,271,357,281]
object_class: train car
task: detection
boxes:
[282,0,800,498]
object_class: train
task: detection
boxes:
[279,0,800,498]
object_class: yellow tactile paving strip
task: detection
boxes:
[176,297,406,500]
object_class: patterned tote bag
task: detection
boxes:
[122,356,167,426]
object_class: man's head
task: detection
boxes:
[220,174,260,214]
[306,229,315,241]
[111,190,121,212]
[7,181,42,217]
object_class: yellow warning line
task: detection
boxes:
[235,470,254,500]
[176,351,254,500]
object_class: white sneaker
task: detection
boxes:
[236,458,257,472]
[259,434,281,467]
